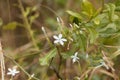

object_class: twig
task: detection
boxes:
[50,66,63,80]
[0,41,5,80]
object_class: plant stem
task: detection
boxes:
[18,0,39,50]
[101,0,105,12]
[56,47,62,72]
[10,76,13,80]
[4,54,40,80]
[77,61,82,75]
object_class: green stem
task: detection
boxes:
[101,0,105,12]
[10,76,13,80]
[77,61,82,75]
[18,0,39,50]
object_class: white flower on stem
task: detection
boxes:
[7,66,20,76]
[53,34,67,46]
[71,52,79,63]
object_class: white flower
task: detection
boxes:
[71,52,79,63]
[53,34,67,46]
[7,66,20,76]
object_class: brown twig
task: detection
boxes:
[0,41,5,80]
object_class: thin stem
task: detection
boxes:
[77,61,82,75]
[56,47,62,72]
[101,0,105,12]
[7,0,11,22]
[10,76,13,80]
[4,54,40,80]
[50,66,63,80]
[18,0,39,50]
[41,27,53,47]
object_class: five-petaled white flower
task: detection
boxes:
[71,52,79,63]
[53,34,67,46]
[7,66,20,76]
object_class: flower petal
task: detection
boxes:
[59,40,64,45]
[73,58,76,63]
[15,71,20,74]
[7,72,12,75]
[75,52,78,56]
[53,35,59,39]
[58,34,62,38]
[54,40,59,44]
[61,38,67,42]
[8,68,12,71]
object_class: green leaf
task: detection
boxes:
[29,13,39,24]
[105,3,116,21]
[99,23,117,32]
[3,22,17,30]
[24,7,31,17]
[88,28,99,44]
[66,10,82,19]
[39,48,57,66]
[81,0,95,17]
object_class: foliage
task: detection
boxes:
[1,0,120,80]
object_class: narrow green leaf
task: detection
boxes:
[39,48,57,66]
[66,10,82,19]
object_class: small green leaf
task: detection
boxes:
[88,28,99,44]
[3,22,17,30]
[24,7,31,17]
[66,10,82,19]
[29,13,39,24]
[93,18,100,25]
[81,0,95,17]
[39,48,57,66]
[105,3,116,21]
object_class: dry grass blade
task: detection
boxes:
[0,41,5,80]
